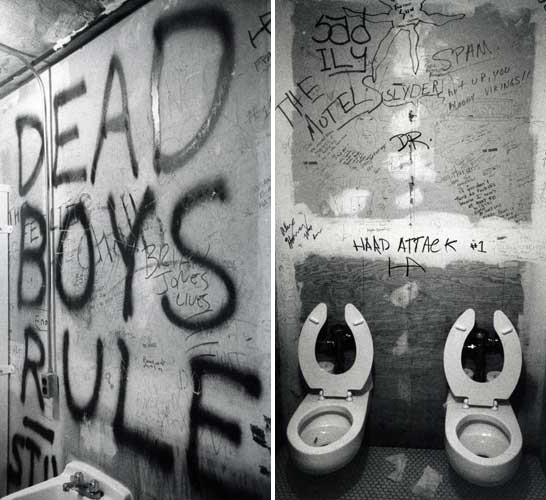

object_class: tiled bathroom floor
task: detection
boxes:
[276,445,546,500]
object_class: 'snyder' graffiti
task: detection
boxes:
[10,6,268,499]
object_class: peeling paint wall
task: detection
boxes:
[276,0,546,451]
[1,0,271,498]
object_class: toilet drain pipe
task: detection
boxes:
[0,42,56,378]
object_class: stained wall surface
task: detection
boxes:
[276,0,546,450]
[1,0,271,498]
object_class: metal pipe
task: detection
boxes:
[0,42,55,375]
[47,67,56,376]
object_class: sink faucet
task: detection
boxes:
[62,472,104,498]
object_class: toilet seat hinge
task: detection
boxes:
[463,398,499,410]
[346,391,353,402]
[319,390,325,401]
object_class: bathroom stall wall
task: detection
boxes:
[276,0,546,450]
[0,73,54,491]
[0,185,10,495]
[0,0,271,498]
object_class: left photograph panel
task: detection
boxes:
[0,1,271,499]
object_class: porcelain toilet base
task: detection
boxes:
[287,391,370,475]
[444,393,522,487]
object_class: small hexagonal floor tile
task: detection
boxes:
[276,446,546,500]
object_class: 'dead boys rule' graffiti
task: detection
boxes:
[17,7,237,327]
[8,2,270,499]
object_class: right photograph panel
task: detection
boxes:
[276,0,546,498]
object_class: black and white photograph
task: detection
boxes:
[275,0,546,499]
[0,1,271,499]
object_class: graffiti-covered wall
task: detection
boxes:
[2,0,271,498]
[276,0,546,449]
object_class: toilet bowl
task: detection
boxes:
[443,309,522,486]
[287,303,373,474]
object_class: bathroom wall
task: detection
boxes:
[1,0,271,498]
[0,185,9,494]
[276,0,546,450]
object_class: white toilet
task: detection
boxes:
[443,309,523,486]
[287,303,373,475]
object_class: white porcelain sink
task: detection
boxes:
[3,461,133,500]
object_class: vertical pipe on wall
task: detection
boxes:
[0,43,56,376]
[47,67,56,376]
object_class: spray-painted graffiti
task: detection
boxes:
[63,331,103,421]
[17,205,46,309]
[16,7,238,329]
[9,2,269,498]
[151,7,235,175]
[63,329,174,471]
[56,202,95,310]
[91,55,139,185]
[20,327,45,411]
[16,116,44,197]
[161,179,236,331]
[7,417,58,489]
[187,356,265,500]
[17,187,235,328]
[53,81,88,186]
[8,327,57,491]
[106,188,156,321]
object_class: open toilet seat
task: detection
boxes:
[288,303,374,474]
[299,303,373,399]
[443,309,522,407]
[443,309,523,486]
